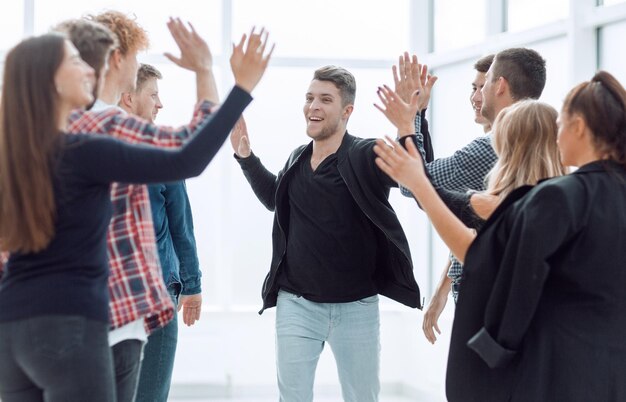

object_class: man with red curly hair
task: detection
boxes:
[87,11,150,109]
[65,12,219,402]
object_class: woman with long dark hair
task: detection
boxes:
[0,31,271,402]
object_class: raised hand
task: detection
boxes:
[164,18,212,73]
[230,27,274,93]
[392,52,438,111]
[230,117,251,158]
[417,61,438,111]
[393,52,420,103]
[374,85,420,134]
[373,135,428,191]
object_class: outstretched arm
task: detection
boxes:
[393,52,438,115]
[378,78,435,197]
[392,52,438,161]
[373,136,476,263]
[231,117,279,211]
[165,18,219,105]
[230,117,252,158]
[77,29,273,185]
[230,27,275,93]
[375,84,420,135]
[69,18,222,147]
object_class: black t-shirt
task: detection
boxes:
[277,149,379,302]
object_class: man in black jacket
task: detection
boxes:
[230,66,422,402]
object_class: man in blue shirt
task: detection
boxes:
[119,63,203,402]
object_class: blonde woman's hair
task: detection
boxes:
[486,100,567,198]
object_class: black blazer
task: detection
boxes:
[446,161,626,402]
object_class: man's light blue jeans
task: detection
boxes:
[276,290,380,402]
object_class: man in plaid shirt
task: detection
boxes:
[392,50,547,343]
[57,14,218,401]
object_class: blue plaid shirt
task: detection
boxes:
[401,115,497,287]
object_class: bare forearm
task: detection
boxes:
[407,179,475,263]
[435,260,452,296]
[196,68,219,104]
[429,259,452,305]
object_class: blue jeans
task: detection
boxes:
[135,285,179,402]
[276,290,381,402]
[112,338,144,402]
[0,315,115,402]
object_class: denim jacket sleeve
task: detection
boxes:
[163,181,201,295]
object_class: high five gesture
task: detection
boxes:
[231,27,275,93]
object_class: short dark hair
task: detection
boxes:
[136,63,162,92]
[563,70,626,167]
[491,48,546,100]
[474,54,495,73]
[53,19,117,83]
[313,66,356,106]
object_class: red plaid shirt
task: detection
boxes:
[65,100,214,333]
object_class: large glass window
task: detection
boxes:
[223,66,313,306]
[1,0,24,50]
[427,60,480,272]
[529,38,569,109]
[434,0,486,52]
[233,0,411,60]
[34,0,222,55]
[599,21,626,85]
[429,61,480,158]
[507,0,569,33]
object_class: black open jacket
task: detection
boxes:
[446,161,626,402]
[236,132,426,313]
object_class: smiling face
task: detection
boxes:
[303,79,352,141]
[480,65,499,125]
[54,40,96,110]
[470,71,490,128]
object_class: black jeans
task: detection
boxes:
[0,315,115,402]
[112,339,144,402]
